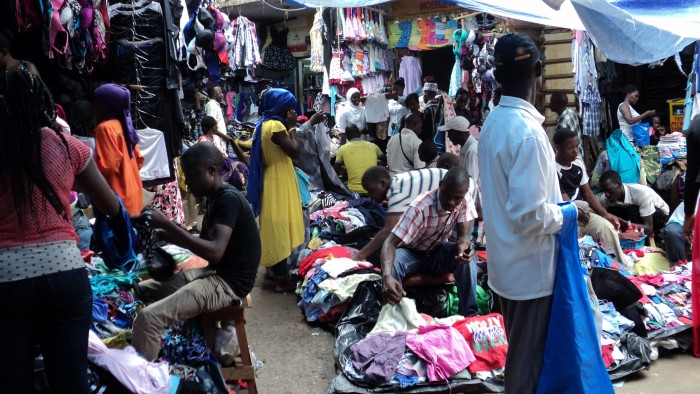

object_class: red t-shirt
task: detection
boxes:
[452,313,509,373]
[0,129,91,248]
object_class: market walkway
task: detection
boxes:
[242,266,700,394]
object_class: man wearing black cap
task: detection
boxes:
[478,33,563,393]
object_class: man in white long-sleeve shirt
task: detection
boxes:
[478,33,563,394]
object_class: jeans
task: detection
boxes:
[0,269,93,394]
[664,222,687,263]
[392,242,477,316]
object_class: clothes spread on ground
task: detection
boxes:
[403,324,475,382]
[350,332,407,384]
[452,313,508,374]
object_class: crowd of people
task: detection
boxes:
[1,26,698,394]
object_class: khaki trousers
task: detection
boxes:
[580,212,628,267]
[132,268,239,361]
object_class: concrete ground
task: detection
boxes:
[243,266,700,394]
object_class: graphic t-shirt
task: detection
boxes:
[452,313,509,374]
[556,158,588,201]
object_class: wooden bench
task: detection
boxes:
[201,295,257,394]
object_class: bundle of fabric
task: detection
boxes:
[307,197,385,245]
[657,132,687,166]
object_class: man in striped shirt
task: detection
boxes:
[381,167,479,317]
[354,153,460,263]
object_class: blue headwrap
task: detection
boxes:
[247,88,298,216]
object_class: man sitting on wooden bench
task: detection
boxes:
[132,142,261,361]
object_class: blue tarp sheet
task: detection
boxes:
[288,0,700,65]
[571,0,700,65]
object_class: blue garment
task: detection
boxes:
[92,296,109,323]
[93,196,139,273]
[606,129,641,184]
[295,167,312,206]
[298,268,330,321]
[536,202,613,394]
[247,89,298,216]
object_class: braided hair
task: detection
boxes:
[0,69,72,226]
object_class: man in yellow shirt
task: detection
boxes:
[335,124,384,194]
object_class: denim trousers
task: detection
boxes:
[0,268,93,394]
[392,242,478,316]
[664,222,687,263]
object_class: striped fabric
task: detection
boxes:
[387,168,446,215]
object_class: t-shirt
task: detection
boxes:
[201,184,261,297]
[387,128,424,175]
[452,313,508,374]
[556,158,588,201]
[0,129,91,249]
[364,93,390,123]
[600,183,670,217]
[336,140,382,194]
[138,127,171,181]
[387,168,447,214]
[205,99,227,136]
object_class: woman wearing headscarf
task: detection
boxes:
[336,87,366,145]
[248,88,304,291]
[0,70,120,394]
[92,84,144,215]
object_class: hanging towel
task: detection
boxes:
[536,202,614,394]
[606,129,641,184]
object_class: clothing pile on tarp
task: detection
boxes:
[578,234,693,380]
[327,281,505,393]
[305,197,385,247]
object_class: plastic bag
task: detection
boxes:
[334,280,385,383]
[405,285,452,318]
[214,323,239,366]
[632,122,650,146]
[607,333,652,381]
[536,202,613,394]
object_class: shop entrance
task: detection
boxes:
[420,46,454,93]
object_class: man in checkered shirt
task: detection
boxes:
[381,167,478,316]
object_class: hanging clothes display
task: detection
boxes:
[262,26,294,71]
[310,8,326,73]
[399,55,422,95]
[228,15,262,70]
[573,31,602,137]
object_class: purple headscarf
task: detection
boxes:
[94,84,140,157]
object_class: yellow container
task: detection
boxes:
[667,98,685,132]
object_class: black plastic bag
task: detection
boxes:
[405,285,451,318]
[590,267,642,310]
[607,333,652,381]
[333,280,385,379]
[176,360,229,394]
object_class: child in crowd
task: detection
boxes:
[650,115,668,146]
[418,140,438,168]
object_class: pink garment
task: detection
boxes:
[87,331,171,394]
[403,324,475,382]
[225,91,237,120]
[309,201,350,221]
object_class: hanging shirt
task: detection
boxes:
[137,127,171,181]
[556,158,588,201]
[365,93,390,123]
[478,96,563,300]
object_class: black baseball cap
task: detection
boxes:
[494,32,541,68]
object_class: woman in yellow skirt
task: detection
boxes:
[248,89,304,291]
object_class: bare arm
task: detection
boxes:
[74,159,120,217]
[380,233,405,304]
[620,103,654,124]
[581,183,620,229]
[455,220,474,263]
[151,210,232,265]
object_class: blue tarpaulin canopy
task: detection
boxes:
[570,0,700,66]
[288,0,700,65]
